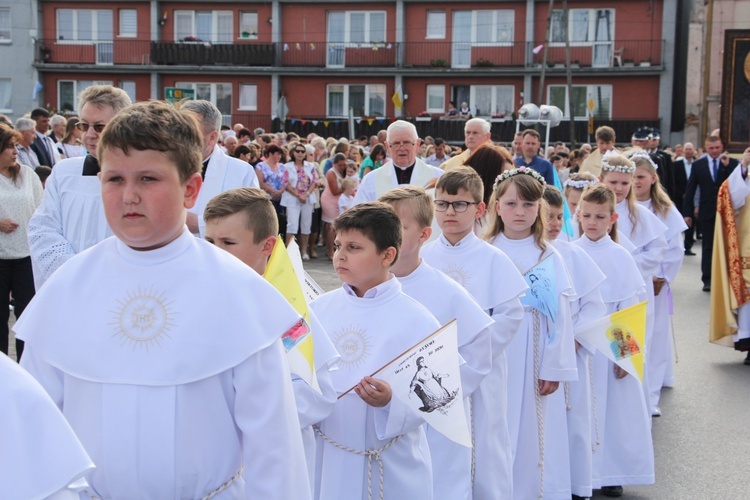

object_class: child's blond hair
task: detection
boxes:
[341,177,358,193]
[579,183,619,242]
[485,173,546,251]
[378,186,434,229]
[204,187,279,243]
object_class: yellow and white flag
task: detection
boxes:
[392,85,404,111]
[264,237,320,393]
[575,301,647,381]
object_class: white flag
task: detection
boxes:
[377,320,471,447]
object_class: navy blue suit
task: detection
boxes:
[514,156,555,186]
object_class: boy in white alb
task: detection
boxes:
[1,352,94,498]
[379,186,493,499]
[15,102,311,499]
[204,186,339,493]
[420,168,526,499]
[310,202,441,500]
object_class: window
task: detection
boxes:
[56,9,113,42]
[119,81,136,103]
[174,11,233,43]
[548,84,612,119]
[426,11,445,39]
[454,10,514,46]
[426,85,445,113]
[327,84,386,117]
[175,82,232,116]
[0,79,11,112]
[119,9,137,37]
[469,85,514,117]
[551,9,614,45]
[0,8,10,41]
[239,84,257,110]
[58,80,113,112]
[239,12,258,39]
[327,11,386,44]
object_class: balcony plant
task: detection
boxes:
[182,35,201,42]
[476,58,494,67]
[416,111,432,121]
[430,59,448,67]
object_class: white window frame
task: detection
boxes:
[425,11,445,40]
[58,80,113,112]
[547,84,612,120]
[550,8,615,47]
[56,9,113,44]
[119,9,137,38]
[329,11,387,44]
[326,84,386,118]
[119,81,136,103]
[239,84,258,111]
[0,79,12,113]
[174,10,233,43]
[426,85,445,113]
[174,81,233,115]
[468,85,514,118]
[467,10,514,47]
[0,7,11,42]
[239,12,258,40]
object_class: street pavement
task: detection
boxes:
[7,238,748,498]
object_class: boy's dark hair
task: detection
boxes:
[333,202,401,265]
[549,154,562,163]
[542,185,564,208]
[595,126,616,143]
[435,166,484,204]
[434,138,445,147]
[30,107,52,120]
[98,101,203,183]
[34,165,53,183]
[204,187,278,243]
[233,145,251,158]
[238,128,253,140]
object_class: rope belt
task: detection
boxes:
[533,310,545,500]
[314,425,402,500]
[469,394,476,489]
[589,356,600,452]
[200,466,245,500]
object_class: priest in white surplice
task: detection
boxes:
[27,85,132,288]
[181,100,259,237]
[16,102,310,499]
[353,120,443,204]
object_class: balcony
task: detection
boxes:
[35,39,663,72]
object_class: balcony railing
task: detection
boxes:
[35,39,664,70]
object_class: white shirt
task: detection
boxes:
[353,158,443,204]
[16,230,311,499]
[0,165,43,259]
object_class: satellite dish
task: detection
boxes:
[539,105,563,128]
[518,103,540,124]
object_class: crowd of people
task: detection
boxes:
[1,84,750,499]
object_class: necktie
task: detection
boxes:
[712,158,718,181]
[44,136,56,166]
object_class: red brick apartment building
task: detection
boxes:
[34,0,684,144]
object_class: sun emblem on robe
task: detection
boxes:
[442,265,469,287]
[333,324,371,369]
[110,286,176,351]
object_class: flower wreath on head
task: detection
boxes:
[626,149,659,170]
[563,177,599,190]
[600,150,636,174]
[494,166,546,188]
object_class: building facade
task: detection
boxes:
[1,0,39,122]
[33,0,676,144]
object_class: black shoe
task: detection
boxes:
[702,284,711,292]
[572,495,590,500]
[685,249,696,256]
[744,352,750,366]
[697,234,703,240]
[601,485,623,497]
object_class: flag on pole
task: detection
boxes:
[392,85,404,111]
[533,44,544,54]
[552,167,575,239]
[367,320,471,447]
[264,237,320,392]
[575,301,648,381]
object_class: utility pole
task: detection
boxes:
[537,0,556,105]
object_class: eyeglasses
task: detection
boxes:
[294,149,306,154]
[75,121,106,133]
[434,200,479,213]
[389,140,416,149]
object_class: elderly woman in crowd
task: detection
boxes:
[0,124,43,360]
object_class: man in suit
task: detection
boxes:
[683,136,740,291]
[673,142,697,255]
[29,108,60,167]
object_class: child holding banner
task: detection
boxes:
[485,167,578,500]
[543,185,607,500]
[572,183,655,497]
[309,202,441,500]
[379,185,497,499]
[203,186,339,493]
[420,168,526,499]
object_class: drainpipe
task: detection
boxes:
[700,0,713,140]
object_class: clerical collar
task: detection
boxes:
[201,158,210,180]
[81,155,100,176]
[394,162,415,185]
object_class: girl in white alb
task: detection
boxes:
[485,168,578,500]
[629,151,687,412]
[573,183,655,496]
